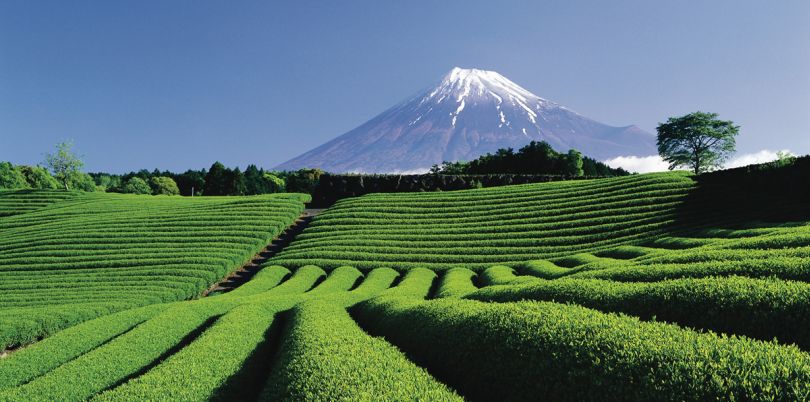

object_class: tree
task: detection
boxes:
[18,165,59,189]
[175,170,205,196]
[44,141,85,190]
[656,112,739,174]
[149,176,180,195]
[203,162,227,195]
[244,164,269,195]
[263,173,286,193]
[224,167,247,196]
[68,173,98,192]
[286,168,323,194]
[122,177,152,194]
[0,162,29,189]
[563,149,584,176]
[91,173,122,192]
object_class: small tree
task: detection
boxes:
[122,177,152,194]
[656,112,739,174]
[263,173,286,193]
[149,176,180,195]
[44,141,85,190]
[563,149,584,176]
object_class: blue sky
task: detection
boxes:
[1,0,808,173]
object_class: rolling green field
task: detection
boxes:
[0,190,308,351]
[1,167,809,401]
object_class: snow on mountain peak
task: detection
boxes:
[426,67,553,127]
[275,67,657,173]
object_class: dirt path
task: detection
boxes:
[202,209,323,296]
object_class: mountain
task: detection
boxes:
[276,67,656,173]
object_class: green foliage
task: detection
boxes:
[90,173,120,191]
[434,267,477,298]
[283,168,324,194]
[353,297,810,401]
[260,301,462,401]
[149,176,180,195]
[563,149,584,176]
[203,161,227,195]
[467,275,810,349]
[657,111,739,174]
[431,141,626,176]
[0,162,29,189]
[43,141,84,190]
[203,162,247,195]
[2,159,809,400]
[66,172,97,192]
[263,173,285,193]
[270,172,698,271]
[17,166,59,189]
[0,191,307,349]
[121,177,152,194]
[0,305,168,390]
[175,169,205,196]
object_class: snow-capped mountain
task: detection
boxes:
[276,67,656,173]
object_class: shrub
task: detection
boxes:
[17,166,59,189]
[121,177,152,194]
[353,297,810,401]
[260,301,462,401]
[149,176,180,195]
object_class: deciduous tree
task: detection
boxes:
[657,112,739,174]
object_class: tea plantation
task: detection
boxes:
[1,166,809,401]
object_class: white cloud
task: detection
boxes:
[725,149,792,169]
[604,149,794,174]
[603,155,670,173]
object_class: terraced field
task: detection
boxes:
[270,171,805,270]
[0,190,308,350]
[1,166,810,401]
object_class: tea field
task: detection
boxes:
[1,167,809,401]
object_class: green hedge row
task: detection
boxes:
[353,297,810,401]
[259,301,461,401]
[467,274,810,349]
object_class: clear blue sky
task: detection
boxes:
[2,0,808,173]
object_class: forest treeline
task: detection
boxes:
[2,141,626,197]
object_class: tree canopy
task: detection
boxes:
[656,111,739,174]
[430,141,627,177]
[149,176,180,195]
[122,177,152,194]
[44,141,85,190]
[0,162,29,189]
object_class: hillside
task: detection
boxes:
[0,190,308,350]
[1,162,809,400]
[270,160,810,271]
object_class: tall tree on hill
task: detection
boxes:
[44,141,84,190]
[244,164,268,195]
[225,167,247,196]
[563,149,584,176]
[204,162,227,195]
[175,169,205,196]
[656,112,739,174]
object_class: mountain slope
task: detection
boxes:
[277,67,656,173]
